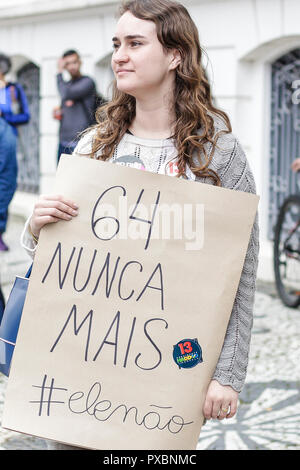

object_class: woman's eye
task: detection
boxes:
[112,41,142,51]
[130,41,142,47]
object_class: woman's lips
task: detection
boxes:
[116,70,133,75]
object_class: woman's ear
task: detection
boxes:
[169,49,181,71]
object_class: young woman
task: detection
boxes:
[21,0,259,449]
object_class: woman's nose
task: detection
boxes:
[113,47,130,64]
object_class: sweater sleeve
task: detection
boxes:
[57,74,95,101]
[211,136,259,392]
[20,215,37,260]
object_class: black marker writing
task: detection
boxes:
[135,318,168,371]
[30,376,193,435]
[50,305,166,371]
[91,252,120,297]
[50,304,93,362]
[73,247,97,292]
[41,244,165,310]
[67,381,193,434]
[91,185,160,250]
[136,262,164,310]
[118,261,143,300]
[92,311,120,363]
[91,185,126,241]
[30,374,67,417]
[129,189,161,250]
[41,242,76,289]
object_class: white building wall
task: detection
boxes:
[1,0,300,281]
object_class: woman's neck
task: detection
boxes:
[129,91,176,140]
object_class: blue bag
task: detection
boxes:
[0,264,32,376]
[0,286,5,324]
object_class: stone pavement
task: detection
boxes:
[0,215,299,450]
[197,284,300,450]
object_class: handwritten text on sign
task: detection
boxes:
[41,185,169,368]
[30,375,193,433]
[28,183,199,435]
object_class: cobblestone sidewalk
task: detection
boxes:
[0,215,299,450]
[197,285,300,450]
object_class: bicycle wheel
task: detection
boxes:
[274,194,300,308]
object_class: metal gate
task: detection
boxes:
[269,48,300,239]
[16,61,40,193]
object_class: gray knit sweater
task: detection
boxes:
[21,115,259,393]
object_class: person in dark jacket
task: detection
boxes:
[0,117,17,252]
[0,53,30,251]
[0,54,30,136]
[56,49,98,162]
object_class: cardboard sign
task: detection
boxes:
[2,155,259,449]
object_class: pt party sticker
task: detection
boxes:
[173,339,203,369]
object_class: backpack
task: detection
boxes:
[7,82,30,126]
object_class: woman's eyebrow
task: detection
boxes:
[112,34,147,41]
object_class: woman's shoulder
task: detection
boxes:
[73,128,98,156]
[197,113,255,192]
[207,112,239,151]
[208,113,246,160]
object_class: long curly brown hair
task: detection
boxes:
[85,0,232,186]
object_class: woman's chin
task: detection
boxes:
[116,81,138,96]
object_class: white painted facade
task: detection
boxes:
[1,0,300,281]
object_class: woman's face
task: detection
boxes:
[111,11,179,98]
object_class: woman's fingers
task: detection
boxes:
[226,400,237,419]
[217,403,230,420]
[30,194,79,237]
[212,399,222,419]
[35,215,61,225]
[41,194,78,210]
[204,398,237,421]
[35,199,78,217]
[34,206,76,221]
[203,396,213,420]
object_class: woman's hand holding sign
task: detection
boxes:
[29,194,78,240]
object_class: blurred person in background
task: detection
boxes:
[291,158,300,173]
[0,53,30,251]
[55,49,100,162]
